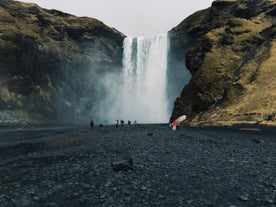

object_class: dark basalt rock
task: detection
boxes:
[111,156,134,172]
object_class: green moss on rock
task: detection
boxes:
[170,0,276,127]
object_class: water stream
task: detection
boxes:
[118,34,170,123]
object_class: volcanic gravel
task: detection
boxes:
[0,124,275,207]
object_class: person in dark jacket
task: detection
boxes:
[90,120,94,129]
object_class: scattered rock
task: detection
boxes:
[0,124,275,207]
[238,193,249,201]
[45,202,58,207]
[251,138,261,144]
[265,197,274,204]
[12,197,31,207]
[32,196,40,201]
[111,156,133,171]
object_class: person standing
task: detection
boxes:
[90,120,94,129]
[116,120,119,128]
[172,120,177,131]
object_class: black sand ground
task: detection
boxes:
[0,124,275,207]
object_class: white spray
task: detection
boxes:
[118,33,170,123]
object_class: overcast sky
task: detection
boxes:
[17,0,214,37]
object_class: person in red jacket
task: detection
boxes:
[172,120,177,131]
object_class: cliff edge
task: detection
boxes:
[0,0,125,125]
[170,0,276,126]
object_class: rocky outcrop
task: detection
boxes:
[170,0,276,126]
[0,0,125,125]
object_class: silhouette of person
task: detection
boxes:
[90,120,94,129]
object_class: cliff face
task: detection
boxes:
[170,0,276,126]
[0,0,125,125]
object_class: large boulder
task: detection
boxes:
[170,0,276,126]
[0,0,125,125]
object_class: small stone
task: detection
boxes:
[111,156,133,171]
[187,200,193,204]
[80,183,91,189]
[239,193,249,201]
[56,184,63,189]
[265,198,273,204]
[203,200,213,206]
[124,196,131,201]
[100,194,106,199]
[14,182,21,187]
[104,182,112,188]
[0,194,6,199]
[12,197,31,207]
[141,186,147,190]
[33,196,40,201]
[251,138,261,143]
[46,202,58,207]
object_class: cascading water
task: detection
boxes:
[119,33,170,123]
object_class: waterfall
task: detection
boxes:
[119,33,169,123]
[56,32,190,125]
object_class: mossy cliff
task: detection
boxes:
[170,0,276,126]
[0,0,124,125]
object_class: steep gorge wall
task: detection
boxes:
[170,0,276,126]
[1,0,276,126]
[0,0,125,125]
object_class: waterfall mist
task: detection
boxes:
[91,34,170,124]
[54,33,190,125]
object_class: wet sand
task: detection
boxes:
[0,124,275,207]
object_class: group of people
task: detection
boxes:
[89,119,138,129]
[90,117,183,131]
[89,120,103,129]
[116,120,137,128]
